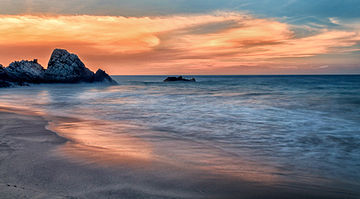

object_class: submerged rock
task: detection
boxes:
[164,76,196,82]
[45,49,95,83]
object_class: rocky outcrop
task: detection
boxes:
[0,64,29,87]
[94,69,117,84]
[164,76,196,82]
[7,59,45,83]
[0,49,117,87]
[0,64,9,80]
[0,64,11,87]
[45,49,95,83]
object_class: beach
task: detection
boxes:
[0,75,359,198]
[1,107,355,199]
[0,109,67,198]
[0,108,210,199]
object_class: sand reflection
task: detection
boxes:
[48,119,155,167]
[1,102,286,185]
[1,102,287,185]
[47,116,283,184]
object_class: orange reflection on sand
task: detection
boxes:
[48,119,155,167]
[0,103,288,184]
[47,115,281,184]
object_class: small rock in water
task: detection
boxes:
[164,76,196,82]
[94,69,118,84]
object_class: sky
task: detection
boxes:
[0,0,359,75]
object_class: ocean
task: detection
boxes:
[1,75,359,198]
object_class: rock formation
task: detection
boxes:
[0,64,9,80]
[164,76,196,82]
[0,65,12,87]
[45,49,95,83]
[94,69,118,84]
[0,64,29,87]
[7,60,45,83]
[0,49,117,87]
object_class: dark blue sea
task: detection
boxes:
[1,75,359,198]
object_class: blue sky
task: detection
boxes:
[2,0,359,18]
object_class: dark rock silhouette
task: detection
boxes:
[0,64,9,81]
[7,59,45,83]
[0,49,117,87]
[94,69,117,84]
[45,49,95,83]
[0,79,11,88]
[164,76,196,82]
[0,64,29,87]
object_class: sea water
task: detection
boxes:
[1,75,359,197]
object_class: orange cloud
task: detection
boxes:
[0,13,359,74]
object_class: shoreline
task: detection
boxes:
[0,107,358,199]
[0,108,219,199]
[0,108,68,198]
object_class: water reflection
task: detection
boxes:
[47,114,285,184]
[48,119,155,167]
[0,76,359,197]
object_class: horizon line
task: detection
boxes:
[111,74,360,76]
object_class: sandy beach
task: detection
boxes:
[0,109,207,199]
[0,109,67,198]
[0,108,242,199]
[0,109,208,199]
[0,105,357,199]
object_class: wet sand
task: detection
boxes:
[0,107,357,199]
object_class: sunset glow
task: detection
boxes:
[0,3,359,74]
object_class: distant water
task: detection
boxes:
[1,75,360,197]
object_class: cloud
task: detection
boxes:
[318,65,329,69]
[0,13,359,74]
[329,17,340,25]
